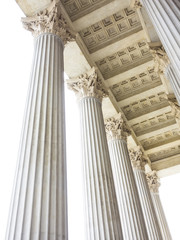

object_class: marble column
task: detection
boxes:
[6,2,74,240]
[149,43,180,105]
[146,171,172,240]
[129,147,162,240]
[165,64,180,104]
[105,115,148,240]
[141,0,180,81]
[67,67,123,240]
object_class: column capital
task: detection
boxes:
[105,113,131,141]
[148,42,170,74]
[130,0,142,9]
[67,67,108,101]
[129,146,148,170]
[146,171,160,193]
[21,0,75,44]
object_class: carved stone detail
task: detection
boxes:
[96,40,152,79]
[132,111,175,135]
[146,171,160,193]
[168,97,180,120]
[67,67,108,101]
[21,1,75,44]
[79,8,142,53]
[110,68,161,102]
[61,0,112,21]
[148,43,170,74]
[141,128,180,150]
[148,145,180,162]
[105,113,131,141]
[122,92,168,120]
[130,0,142,9]
[129,146,148,170]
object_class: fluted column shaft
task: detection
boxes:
[147,171,172,240]
[151,192,172,240]
[141,0,180,81]
[133,169,162,239]
[165,64,180,104]
[79,97,123,239]
[6,33,67,240]
[107,138,148,240]
[67,68,123,240]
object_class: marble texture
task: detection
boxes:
[67,68,123,240]
[141,0,180,83]
[147,171,172,240]
[6,33,68,240]
[105,115,148,240]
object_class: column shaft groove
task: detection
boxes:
[6,34,67,240]
[79,97,123,240]
[108,140,148,240]
[133,169,162,240]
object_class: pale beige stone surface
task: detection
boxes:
[16,0,180,176]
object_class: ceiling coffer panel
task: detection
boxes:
[79,8,142,53]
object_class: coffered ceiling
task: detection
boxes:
[16,0,180,177]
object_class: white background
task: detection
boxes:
[0,1,179,239]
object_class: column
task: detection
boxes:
[6,2,74,240]
[129,147,162,240]
[146,171,172,240]
[67,68,123,240]
[165,64,180,104]
[140,0,180,81]
[105,114,148,240]
[149,43,180,105]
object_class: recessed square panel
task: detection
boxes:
[106,27,118,37]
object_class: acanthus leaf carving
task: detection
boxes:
[67,67,108,101]
[168,97,180,127]
[148,43,170,74]
[168,97,180,118]
[105,113,131,141]
[21,0,75,44]
[146,171,160,193]
[128,146,148,170]
[130,0,142,9]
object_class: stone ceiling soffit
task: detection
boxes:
[141,129,180,151]
[16,0,52,16]
[145,140,180,156]
[120,92,169,121]
[137,123,179,141]
[149,146,180,163]
[128,106,172,126]
[132,112,176,137]
[71,0,131,29]
[79,8,143,53]
[95,40,153,80]
[61,0,114,22]
[90,31,147,62]
[106,60,154,86]
[153,161,180,177]
[117,85,166,107]
[110,68,163,102]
